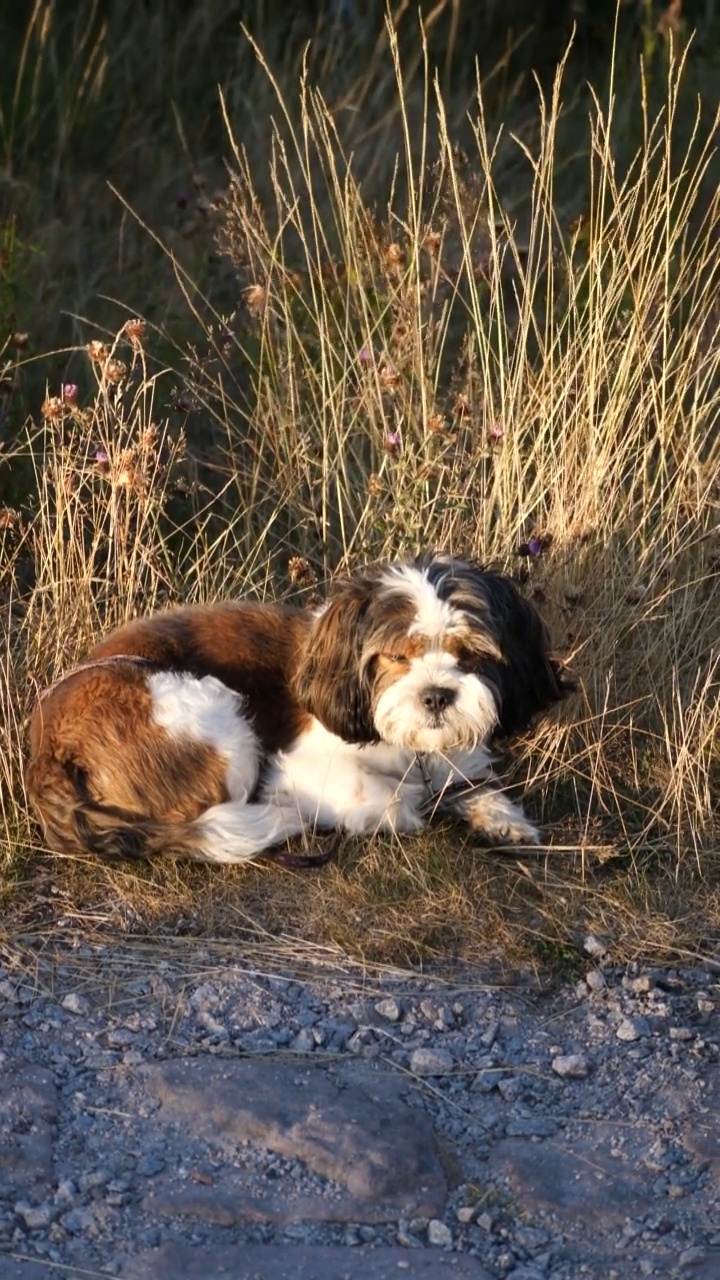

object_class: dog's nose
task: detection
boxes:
[421,686,456,715]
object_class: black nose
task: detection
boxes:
[421,686,456,715]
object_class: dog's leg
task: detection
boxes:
[263,731,427,838]
[445,784,541,845]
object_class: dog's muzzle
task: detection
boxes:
[420,686,457,717]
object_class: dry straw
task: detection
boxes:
[1,15,718,968]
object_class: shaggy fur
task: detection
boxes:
[26,554,571,865]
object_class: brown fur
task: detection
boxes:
[26,602,314,863]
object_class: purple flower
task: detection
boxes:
[358,345,372,365]
[487,420,505,442]
[94,448,109,471]
[62,384,79,404]
[516,535,547,558]
[384,430,402,455]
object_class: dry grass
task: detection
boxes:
[1,8,719,976]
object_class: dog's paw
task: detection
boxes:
[461,790,541,846]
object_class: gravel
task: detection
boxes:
[1,936,719,1279]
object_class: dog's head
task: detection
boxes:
[293,553,572,750]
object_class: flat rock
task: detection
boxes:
[487,1128,651,1225]
[679,1066,720,1182]
[137,1058,446,1221]
[120,1242,493,1279]
[0,1263,88,1280]
[0,1065,57,1198]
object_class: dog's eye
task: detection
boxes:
[385,653,411,666]
[456,647,477,669]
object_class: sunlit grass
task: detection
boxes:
[1,11,719,971]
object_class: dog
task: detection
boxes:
[25,553,571,865]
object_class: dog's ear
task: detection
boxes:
[293,583,377,743]
[450,566,572,738]
[492,585,573,737]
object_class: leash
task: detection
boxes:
[38,654,161,702]
[414,750,494,815]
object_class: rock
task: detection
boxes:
[14,1201,56,1230]
[61,993,89,1016]
[456,1205,476,1223]
[678,1246,707,1268]
[374,998,401,1021]
[551,1053,589,1078]
[137,1058,447,1220]
[409,1047,455,1076]
[427,1219,453,1247]
[616,1017,650,1041]
[0,1065,57,1199]
[488,1129,653,1225]
[120,1243,494,1279]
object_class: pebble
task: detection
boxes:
[409,1047,455,1075]
[616,1017,650,1041]
[374,998,401,1022]
[61,993,90,1016]
[427,1219,453,1247]
[551,1053,590,1078]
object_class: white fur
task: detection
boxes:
[455,788,540,845]
[380,563,460,639]
[190,799,308,864]
[262,720,428,836]
[374,654,498,751]
[149,671,259,801]
[262,722,497,838]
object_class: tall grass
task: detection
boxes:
[1,13,719,965]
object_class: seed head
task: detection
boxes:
[425,414,445,434]
[288,556,316,588]
[86,341,109,363]
[41,396,65,422]
[245,284,267,317]
[124,318,147,346]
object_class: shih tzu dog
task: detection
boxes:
[26,554,571,866]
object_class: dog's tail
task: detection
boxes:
[25,756,315,867]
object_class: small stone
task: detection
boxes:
[290,1028,315,1053]
[628,974,653,993]
[616,1017,650,1042]
[586,969,607,992]
[15,1202,55,1230]
[374,998,401,1022]
[456,1205,476,1224]
[669,1026,694,1041]
[584,935,609,959]
[59,1207,96,1234]
[552,1053,589,1078]
[61,993,89,1016]
[678,1245,706,1268]
[427,1219,453,1247]
[409,1047,454,1076]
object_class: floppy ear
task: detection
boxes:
[491,583,572,737]
[293,583,377,743]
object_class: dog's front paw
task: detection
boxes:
[461,789,541,846]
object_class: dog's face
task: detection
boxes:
[293,554,571,750]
